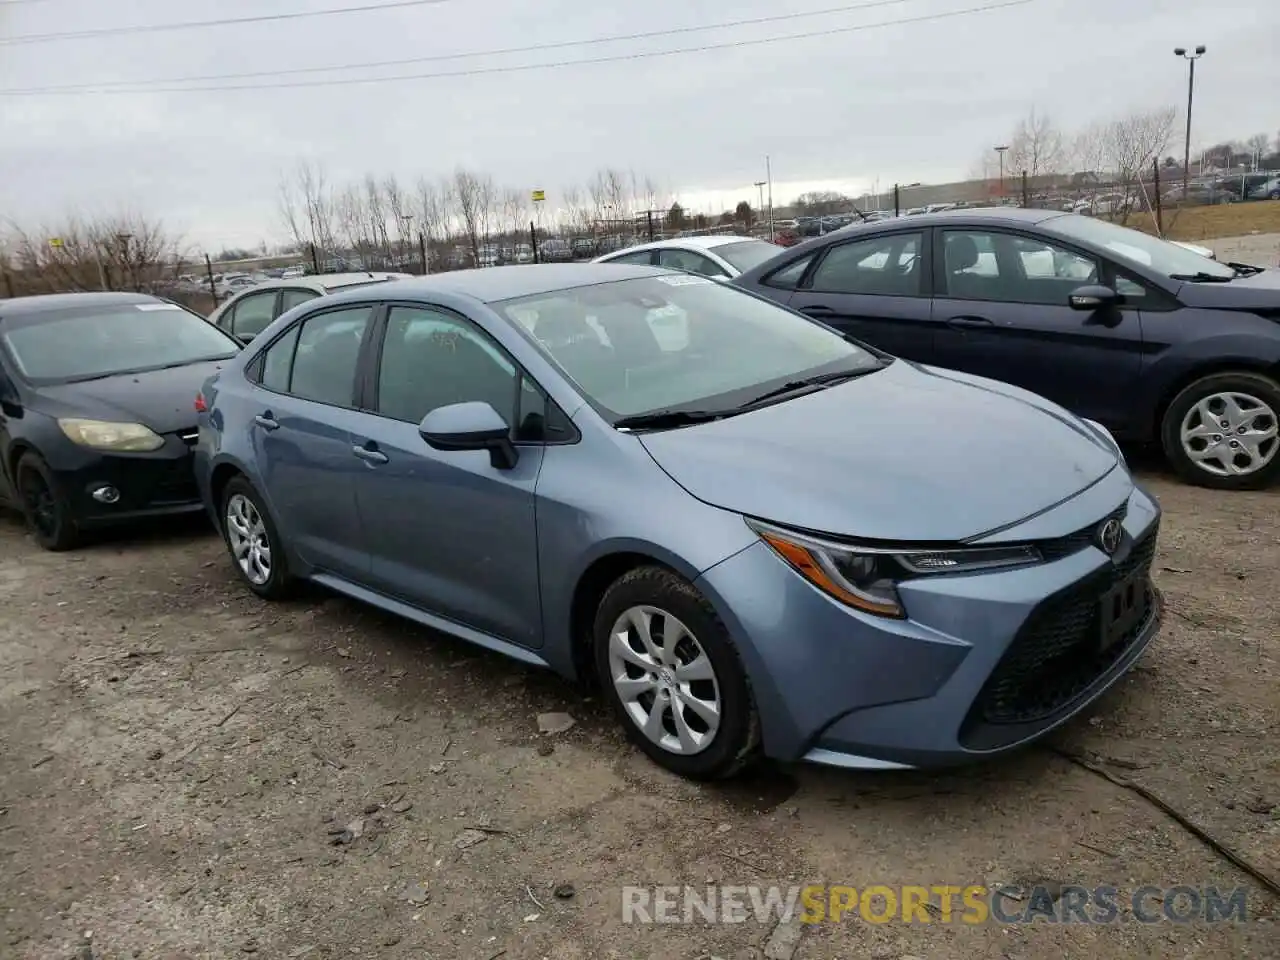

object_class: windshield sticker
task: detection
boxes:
[135,303,183,311]
[654,274,713,286]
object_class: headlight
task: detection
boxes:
[748,519,1042,619]
[58,419,165,452]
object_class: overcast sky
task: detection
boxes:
[1,0,1275,250]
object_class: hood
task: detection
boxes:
[37,359,230,434]
[1176,267,1280,311]
[638,361,1119,542]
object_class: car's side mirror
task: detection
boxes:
[1068,284,1121,311]
[419,401,518,470]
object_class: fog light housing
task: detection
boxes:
[90,484,121,504]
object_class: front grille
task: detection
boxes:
[1036,502,1128,561]
[972,521,1158,727]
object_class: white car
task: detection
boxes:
[591,234,783,279]
[207,271,412,343]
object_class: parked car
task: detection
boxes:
[0,292,242,549]
[538,238,574,262]
[733,208,1280,489]
[196,264,1161,779]
[1247,176,1280,201]
[570,237,596,260]
[207,272,411,345]
[593,235,782,279]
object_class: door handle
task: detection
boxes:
[945,315,994,329]
[800,305,837,317]
[352,443,389,465]
[253,413,280,430]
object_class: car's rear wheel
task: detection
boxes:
[221,476,294,599]
[1161,371,1280,489]
[593,566,759,780]
[16,453,80,551]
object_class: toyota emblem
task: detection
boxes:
[1097,517,1123,555]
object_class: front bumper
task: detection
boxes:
[50,432,203,527]
[695,482,1162,769]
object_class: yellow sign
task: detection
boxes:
[531,190,546,202]
[48,237,63,248]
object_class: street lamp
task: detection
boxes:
[1174,45,1206,198]
[993,146,1009,199]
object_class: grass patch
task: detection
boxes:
[1125,201,1280,241]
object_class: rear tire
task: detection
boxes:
[16,453,80,551]
[1160,371,1280,490]
[220,476,295,599]
[593,566,759,780]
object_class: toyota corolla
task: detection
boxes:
[195,265,1162,779]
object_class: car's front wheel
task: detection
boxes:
[593,566,759,780]
[221,476,294,599]
[15,452,80,551]
[1161,371,1280,489]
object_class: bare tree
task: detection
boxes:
[453,168,496,264]
[562,185,594,235]
[5,213,185,295]
[1100,107,1177,221]
[277,161,338,261]
[1245,132,1270,167]
[1007,108,1064,177]
[501,187,528,242]
[414,176,452,259]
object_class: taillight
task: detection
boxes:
[194,392,208,413]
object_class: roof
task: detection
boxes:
[357,263,666,304]
[602,234,759,257]
[0,290,160,319]
[241,272,410,294]
[861,206,1064,229]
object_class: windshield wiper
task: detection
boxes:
[1169,271,1234,283]
[739,365,882,409]
[614,409,729,432]
[1226,261,1264,276]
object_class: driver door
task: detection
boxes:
[929,228,1143,428]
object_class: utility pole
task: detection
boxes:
[204,253,217,303]
[765,156,774,240]
[1174,45,1206,199]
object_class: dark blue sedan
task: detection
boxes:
[733,208,1280,490]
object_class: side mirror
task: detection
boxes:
[419,401,518,470]
[1068,284,1121,311]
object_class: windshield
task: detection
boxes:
[1042,213,1235,280]
[714,239,783,273]
[497,275,881,421]
[1,302,239,384]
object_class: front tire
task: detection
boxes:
[1160,371,1280,490]
[593,566,759,780]
[221,476,295,599]
[16,453,80,551]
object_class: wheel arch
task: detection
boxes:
[1151,357,1280,438]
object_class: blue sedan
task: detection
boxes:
[195,264,1162,779]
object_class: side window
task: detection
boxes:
[941,231,1098,305]
[763,253,816,289]
[279,288,320,314]
[259,324,300,392]
[376,305,518,429]
[230,291,277,338]
[658,249,727,278]
[289,306,374,407]
[808,233,923,296]
[607,250,655,266]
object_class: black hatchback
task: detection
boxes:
[0,292,241,549]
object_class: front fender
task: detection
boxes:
[1137,332,1280,430]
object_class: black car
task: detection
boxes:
[733,208,1280,489]
[0,292,241,549]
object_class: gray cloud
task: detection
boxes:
[1,0,1273,249]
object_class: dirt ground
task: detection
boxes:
[1128,199,1280,242]
[1,456,1276,960]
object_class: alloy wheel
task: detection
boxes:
[1179,391,1279,478]
[225,493,273,585]
[607,604,721,755]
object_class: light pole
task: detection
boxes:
[765,156,774,240]
[1174,45,1206,198]
[994,145,1009,199]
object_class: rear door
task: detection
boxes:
[929,227,1143,428]
[784,230,936,361]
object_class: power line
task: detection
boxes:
[0,0,457,45]
[1,0,922,92]
[0,0,1040,96]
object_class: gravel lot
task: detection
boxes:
[1,457,1276,959]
